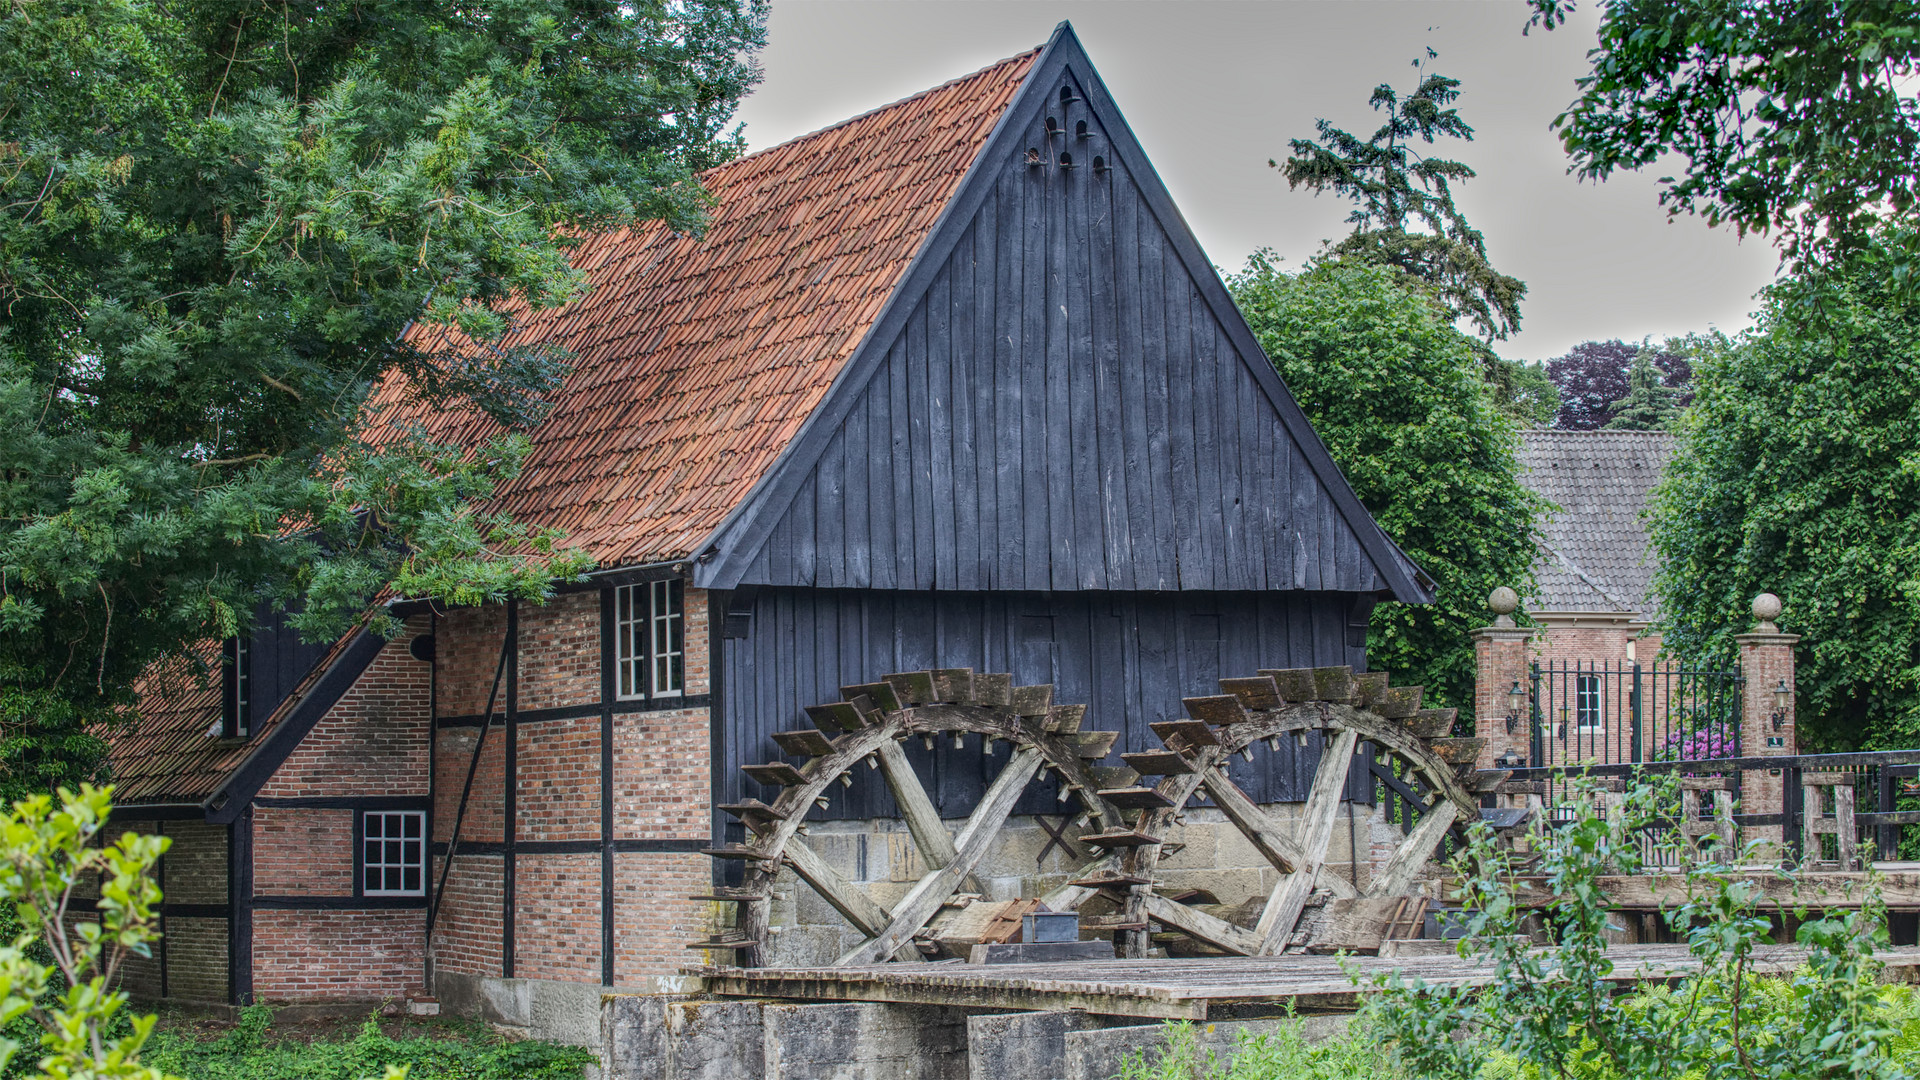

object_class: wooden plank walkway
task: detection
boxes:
[692,944,1920,1020]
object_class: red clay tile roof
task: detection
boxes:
[108,626,365,805]
[364,48,1041,568]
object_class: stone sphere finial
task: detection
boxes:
[1487,586,1519,627]
[1752,592,1782,631]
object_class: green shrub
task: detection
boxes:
[1115,1014,1400,1080]
[142,1007,594,1080]
[1119,777,1917,1079]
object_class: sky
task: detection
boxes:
[732,0,1784,365]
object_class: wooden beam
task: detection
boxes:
[782,838,920,963]
[835,748,1044,965]
[1140,892,1265,955]
[696,972,1206,1020]
[1366,803,1460,899]
[1459,871,1920,910]
[1198,768,1357,900]
[1254,729,1358,954]
[875,739,957,870]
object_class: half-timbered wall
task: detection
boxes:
[718,587,1373,826]
[739,66,1394,596]
[428,587,713,994]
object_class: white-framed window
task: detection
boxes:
[615,579,684,700]
[223,635,251,738]
[361,811,426,896]
[1575,674,1604,732]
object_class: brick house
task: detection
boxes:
[1476,429,1721,771]
[1516,429,1675,665]
[105,23,1430,1034]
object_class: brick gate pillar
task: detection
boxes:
[1473,587,1535,770]
[1735,592,1798,855]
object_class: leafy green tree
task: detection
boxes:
[1277,51,1528,342]
[1604,348,1687,430]
[1479,349,1560,429]
[1229,256,1543,718]
[0,1,765,786]
[1365,778,1903,1079]
[1528,0,1920,286]
[0,785,173,1080]
[1649,240,1920,751]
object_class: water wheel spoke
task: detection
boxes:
[1140,892,1264,955]
[1253,728,1359,954]
[1199,767,1357,900]
[874,738,958,869]
[783,837,925,963]
[1366,802,1460,899]
[835,747,1044,966]
[1327,706,1476,815]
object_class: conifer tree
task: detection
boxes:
[1604,350,1687,430]
[1277,50,1527,342]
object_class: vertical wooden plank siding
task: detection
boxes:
[720,588,1369,814]
[741,76,1398,595]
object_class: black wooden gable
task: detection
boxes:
[700,25,1430,603]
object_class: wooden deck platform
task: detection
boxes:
[692,944,1920,1020]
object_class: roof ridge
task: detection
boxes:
[1519,428,1676,438]
[706,45,1045,179]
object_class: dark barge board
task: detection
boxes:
[691,943,1920,1021]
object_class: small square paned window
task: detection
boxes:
[362,811,425,896]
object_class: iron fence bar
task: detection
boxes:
[1787,765,1803,862]
[1497,747,1920,780]
[1530,664,1543,771]
[1630,662,1643,764]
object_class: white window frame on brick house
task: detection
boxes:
[1575,673,1604,732]
[222,635,251,738]
[360,811,426,897]
[614,579,684,700]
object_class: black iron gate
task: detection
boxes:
[1529,661,1744,809]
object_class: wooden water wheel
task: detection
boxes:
[1086,666,1492,958]
[690,669,1125,967]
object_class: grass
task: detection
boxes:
[136,1005,595,1080]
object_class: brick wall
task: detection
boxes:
[613,852,712,983]
[166,916,231,1004]
[516,592,600,712]
[252,910,425,1001]
[517,716,600,843]
[428,855,504,977]
[253,807,353,895]
[613,706,709,839]
[512,854,602,982]
[105,818,230,1004]
[259,616,432,799]
[248,615,433,1002]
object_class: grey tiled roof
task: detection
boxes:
[1516,430,1675,617]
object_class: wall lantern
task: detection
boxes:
[1504,679,1527,735]
[1771,678,1791,731]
